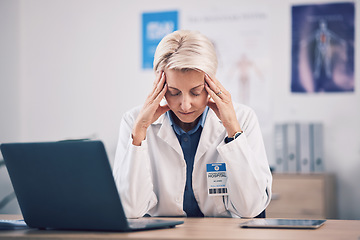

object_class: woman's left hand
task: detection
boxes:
[205,74,242,137]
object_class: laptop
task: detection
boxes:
[0,140,183,231]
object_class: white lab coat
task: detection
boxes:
[113,103,272,218]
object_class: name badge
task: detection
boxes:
[206,163,228,196]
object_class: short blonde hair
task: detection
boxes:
[153,30,218,76]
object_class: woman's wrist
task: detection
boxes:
[131,123,148,146]
[225,120,242,138]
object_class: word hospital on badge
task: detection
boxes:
[206,163,228,196]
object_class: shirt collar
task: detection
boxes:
[167,107,209,135]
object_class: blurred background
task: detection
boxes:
[0,0,359,220]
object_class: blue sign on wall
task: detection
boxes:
[142,11,178,69]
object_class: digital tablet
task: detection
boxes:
[0,219,29,230]
[240,219,326,229]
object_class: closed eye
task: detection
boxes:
[190,85,205,96]
[168,90,181,96]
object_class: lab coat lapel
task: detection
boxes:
[195,109,224,162]
[155,113,183,157]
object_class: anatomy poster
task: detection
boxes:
[291,2,355,93]
[182,7,272,153]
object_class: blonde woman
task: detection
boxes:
[113,30,272,218]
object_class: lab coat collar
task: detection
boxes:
[154,113,183,157]
[153,109,224,160]
[166,107,209,136]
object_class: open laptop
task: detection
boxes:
[0,140,183,231]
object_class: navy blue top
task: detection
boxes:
[167,107,209,217]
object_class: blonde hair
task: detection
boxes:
[153,30,218,76]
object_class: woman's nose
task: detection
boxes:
[180,95,192,112]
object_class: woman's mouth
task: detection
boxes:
[179,111,194,115]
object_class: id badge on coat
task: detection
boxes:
[206,163,228,196]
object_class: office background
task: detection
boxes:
[0,0,359,220]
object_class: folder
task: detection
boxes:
[274,124,286,173]
[299,123,311,173]
[310,123,324,172]
[285,123,300,173]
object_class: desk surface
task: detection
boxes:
[1,215,360,240]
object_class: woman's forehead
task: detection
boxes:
[165,69,205,89]
[168,84,205,91]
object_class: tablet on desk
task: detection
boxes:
[240,219,326,229]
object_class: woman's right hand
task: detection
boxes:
[132,71,170,146]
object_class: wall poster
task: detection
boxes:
[291,2,355,93]
[142,11,178,69]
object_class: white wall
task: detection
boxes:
[0,0,21,214]
[0,0,20,143]
[1,0,359,219]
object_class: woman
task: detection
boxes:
[113,30,272,218]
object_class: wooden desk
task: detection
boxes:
[1,215,360,240]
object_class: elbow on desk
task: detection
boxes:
[233,194,270,218]
[122,203,149,219]
[122,194,158,219]
[228,202,267,218]
[238,208,266,219]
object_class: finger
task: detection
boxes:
[206,74,224,89]
[147,71,163,99]
[150,72,166,100]
[153,84,169,119]
[156,72,166,95]
[153,71,163,87]
[153,82,168,104]
[205,74,222,96]
[205,81,221,101]
[205,74,228,95]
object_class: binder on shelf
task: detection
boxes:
[310,123,324,172]
[299,123,311,173]
[285,123,300,173]
[274,124,286,173]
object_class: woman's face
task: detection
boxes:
[164,69,209,127]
